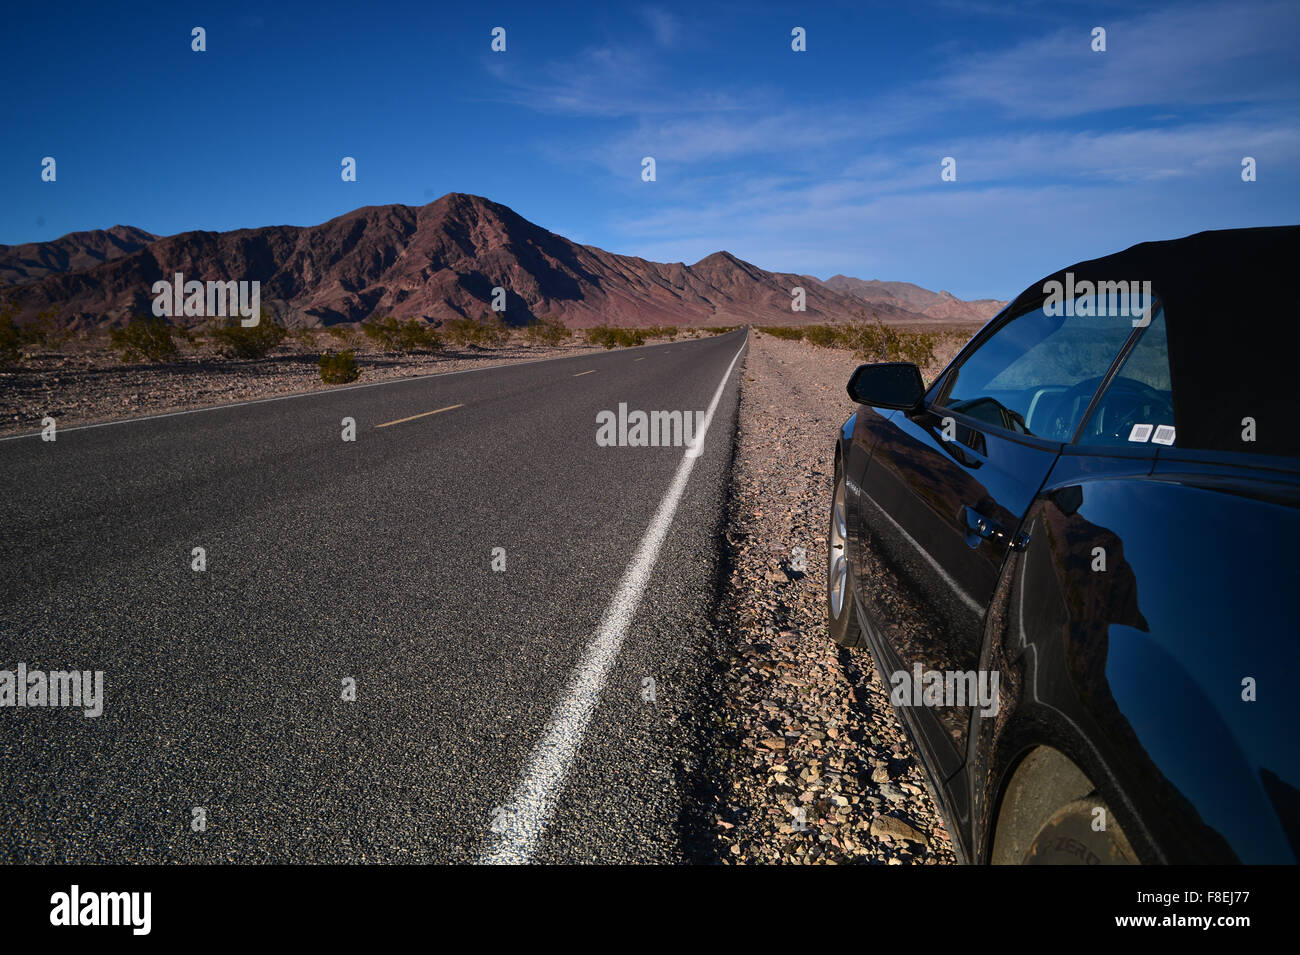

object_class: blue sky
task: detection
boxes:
[2,0,1297,299]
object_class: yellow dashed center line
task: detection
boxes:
[375,404,464,428]
[573,370,596,377]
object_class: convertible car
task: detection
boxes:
[827,225,1300,864]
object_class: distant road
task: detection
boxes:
[0,329,747,863]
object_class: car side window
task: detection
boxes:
[937,303,1137,441]
[1075,307,1174,446]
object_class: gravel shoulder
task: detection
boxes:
[711,332,959,864]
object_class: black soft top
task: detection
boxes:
[1003,225,1300,458]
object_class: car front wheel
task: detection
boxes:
[828,461,864,649]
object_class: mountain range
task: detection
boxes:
[0,194,1005,330]
[823,275,1007,325]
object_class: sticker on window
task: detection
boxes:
[1128,423,1153,443]
[1151,425,1176,445]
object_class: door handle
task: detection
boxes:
[963,506,1029,550]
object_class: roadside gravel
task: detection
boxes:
[712,332,959,865]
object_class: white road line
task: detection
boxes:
[572,370,595,377]
[480,338,747,864]
[375,403,462,428]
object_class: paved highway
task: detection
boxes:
[0,329,748,863]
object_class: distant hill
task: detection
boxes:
[2,195,1003,330]
[0,225,157,286]
[823,275,1005,323]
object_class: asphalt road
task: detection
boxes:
[0,328,748,863]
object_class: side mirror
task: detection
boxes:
[846,362,924,410]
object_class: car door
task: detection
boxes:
[852,301,1142,784]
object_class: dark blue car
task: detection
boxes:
[828,226,1300,864]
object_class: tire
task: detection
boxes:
[991,747,1139,865]
[1022,797,1137,865]
[828,462,864,649]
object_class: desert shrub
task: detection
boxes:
[109,315,181,362]
[208,317,287,359]
[524,316,571,346]
[441,319,471,346]
[802,324,839,348]
[585,325,646,348]
[20,308,71,349]
[360,316,395,350]
[289,327,319,349]
[0,317,19,365]
[361,316,441,353]
[486,313,513,345]
[319,349,360,384]
[360,316,400,350]
[171,324,202,349]
[898,329,938,369]
[848,319,899,360]
[761,325,804,341]
[643,325,679,340]
[0,293,21,364]
[822,318,940,368]
[0,302,72,363]
[705,326,736,335]
[476,312,511,346]
[400,320,443,352]
[443,313,510,347]
[326,325,358,347]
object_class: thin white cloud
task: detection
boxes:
[641,6,680,47]
[480,0,1300,295]
[598,115,1300,296]
[939,0,1300,118]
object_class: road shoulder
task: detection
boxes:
[710,333,957,864]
